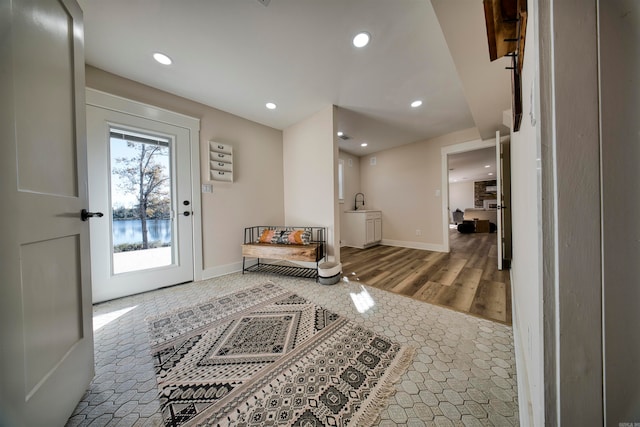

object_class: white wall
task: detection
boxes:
[508,11,544,421]
[600,0,640,423]
[526,0,604,424]
[338,150,361,246]
[283,106,339,261]
[360,128,480,251]
[448,181,474,213]
[85,66,285,277]
[504,3,545,427]
[544,0,604,424]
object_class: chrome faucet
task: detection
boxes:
[354,193,365,210]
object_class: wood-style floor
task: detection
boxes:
[340,228,511,324]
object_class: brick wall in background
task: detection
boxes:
[474,180,497,207]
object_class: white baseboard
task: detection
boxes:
[381,239,447,253]
[201,262,243,280]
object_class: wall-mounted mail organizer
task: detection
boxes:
[209,141,233,182]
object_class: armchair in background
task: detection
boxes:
[452,209,464,224]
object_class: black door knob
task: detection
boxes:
[81,209,104,221]
[183,211,191,216]
[183,200,190,206]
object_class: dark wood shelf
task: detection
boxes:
[483,0,527,132]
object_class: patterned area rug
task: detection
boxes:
[146,282,415,426]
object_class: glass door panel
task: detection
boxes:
[109,129,173,274]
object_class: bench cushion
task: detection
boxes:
[242,242,322,262]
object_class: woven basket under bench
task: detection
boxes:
[241,226,326,281]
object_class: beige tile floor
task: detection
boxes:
[66,273,519,427]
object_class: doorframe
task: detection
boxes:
[440,137,499,253]
[86,88,203,283]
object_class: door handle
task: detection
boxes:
[183,211,192,217]
[81,209,104,221]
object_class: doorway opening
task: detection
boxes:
[86,89,202,303]
[440,136,512,270]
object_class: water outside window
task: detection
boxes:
[110,129,173,274]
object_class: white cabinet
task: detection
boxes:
[374,217,382,242]
[343,211,382,249]
[365,218,375,245]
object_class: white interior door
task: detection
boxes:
[87,105,195,303]
[495,130,503,270]
[0,0,95,425]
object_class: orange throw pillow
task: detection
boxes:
[259,229,275,243]
[288,230,303,244]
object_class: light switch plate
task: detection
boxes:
[201,184,213,193]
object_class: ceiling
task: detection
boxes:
[78,0,511,157]
[447,147,496,183]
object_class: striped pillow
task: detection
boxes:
[273,229,290,244]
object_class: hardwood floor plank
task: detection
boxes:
[488,243,498,258]
[431,267,482,311]
[453,267,484,291]
[340,228,512,324]
[505,276,512,324]
[390,253,447,295]
[414,281,446,302]
[429,257,468,286]
[470,279,507,323]
[481,256,509,283]
[363,270,392,285]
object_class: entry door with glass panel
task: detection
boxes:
[87,106,194,302]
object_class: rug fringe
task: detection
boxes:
[352,345,417,427]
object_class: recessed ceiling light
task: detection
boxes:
[153,52,172,65]
[410,100,423,108]
[488,172,494,176]
[361,143,368,147]
[337,131,344,137]
[484,164,491,168]
[353,32,370,48]
[265,102,277,110]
